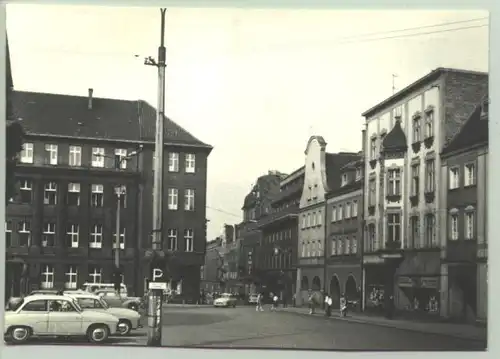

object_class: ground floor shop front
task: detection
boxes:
[326,262,361,309]
[294,265,324,307]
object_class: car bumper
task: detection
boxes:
[213,302,229,307]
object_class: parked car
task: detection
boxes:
[248,294,259,305]
[213,293,237,308]
[4,294,120,344]
[66,292,141,335]
[82,282,128,296]
[94,289,143,311]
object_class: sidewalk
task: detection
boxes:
[281,306,487,341]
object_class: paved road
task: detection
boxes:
[159,305,486,351]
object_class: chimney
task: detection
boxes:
[88,88,93,110]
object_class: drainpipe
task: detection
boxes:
[360,127,367,312]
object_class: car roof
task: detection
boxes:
[67,293,100,300]
[24,294,74,301]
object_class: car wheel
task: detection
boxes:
[87,324,110,344]
[118,320,132,336]
[8,326,31,344]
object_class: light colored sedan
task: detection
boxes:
[213,293,237,308]
[4,294,120,344]
[66,292,142,335]
[95,289,143,311]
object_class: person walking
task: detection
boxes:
[308,290,315,315]
[271,294,278,311]
[340,293,348,317]
[324,293,332,317]
[256,292,264,312]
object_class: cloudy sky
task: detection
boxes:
[6,5,488,240]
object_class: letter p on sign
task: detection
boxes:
[152,268,164,281]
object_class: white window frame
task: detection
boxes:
[67,223,79,248]
[167,229,178,251]
[449,167,460,190]
[20,143,34,164]
[411,164,420,196]
[168,188,178,210]
[341,173,348,186]
[413,117,421,142]
[425,214,436,246]
[425,159,435,192]
[345,202,351,218]
[115,149,128,169]
[450,213,459,240]
[465,211,475,240]
[185,153,196,173]
[317,210,322,226]
[184,189,195,211]
[387,168,401,196]
[306,213,311,228]
[425,111,434,138]
[45,144,58,165]
[301,215,306,229]
[89,267,102,284]
[69,146,82,166]
[331,238,337,255]
[337,238,343,255]
[387,213,401,243]
[168,152,179,172]
[338,206,343,221]
[184,229,194,252]
[44,182,57,205]
[351,236,357,253]
[19,179,32,203]
[114,227,126,250]
[89,224,103,249]
[68,183,81,206]
[344,237,350,254]
[5,221,12,246]
[65,266,78,289]
[18,220,31,246]
[91,184,104,207]
[331,207,337,222]
[464,163,476,187]
[91,147,105,168]
[41,265,54,289]
[352,201,358,217]
[42,222,56,247]
[311,212,317,227]
[355,168,362,180]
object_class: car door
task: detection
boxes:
[47,299,83,335]
[103,292,121,307]
[17,299,50,335]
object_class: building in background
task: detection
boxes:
[361,67,487,317]
[256,166,304,302]
[295,135,360,306]
[220,224,241,293]
[201,237,224,293]
[325,153,363,310]
[440,95,488,323]
[5,87,212,300]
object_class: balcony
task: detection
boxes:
[446,240,477,262]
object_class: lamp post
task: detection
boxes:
[113,184,127,289]
[273,246,291,301]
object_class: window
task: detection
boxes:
[369,179,376,206]
[18,220,31,246]
[370,138,377,160]
[331,238,337,255]
[344,237,350,255]
[465,211,475,240]
[185,153,196,173]
[91,184,104,207]
[387,213,401,243]
[91,147,105,168]
[5,221,12,247]
[352,201,358,217]
[345,203,351,218]
[425,159,435,192]
[65,266,78,289]
[184,189,195,211]
[351,236,357,253]
[114,149,128,169]
[21,300,48,312]
[19,179,32,204]
[307,213,311,227]
[67,183,80,206]
[44,182,57,205]
[331,207,337,222]
[311,212,317,226]
[425,111,434,138]
[167,229,178,251]
[169,152,179,172]
[301,215,306,229]
[45,144,58,165]
[89,266,102,284]
[464,163,476,187]
[411,164,420,196]
[355,168,362,180]
[89,224,103,249]
[341,173,348,186]
[338,206,343,221]
[184,229,194,252]
[449,167,460,190]
[410,216,419,249]
[78,298,103,309]
[42,222,56,247]
[367,224,376,252]
[69,146,82,166]
[114,227,126,250]
[450,213,459,240]
[41,265,54,289]
[425,214,436,246]
[20,143,34,163]
[412,117,421,142]
[66,224,79,248]
[337,238,343,255]
[168,188,178,210]
[387,169,401,196]
[317,210,322,226]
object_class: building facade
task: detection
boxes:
[296,136,360,306]
[6,88,212,300]
[325,155,363,309]
[440,96,488,323]
[200,237,224,293]
[256,167,304,301]
[361,68,488,315]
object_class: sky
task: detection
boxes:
[6,5,489,240]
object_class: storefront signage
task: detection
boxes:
[363,256,384,264]
[420,277,439,289]
[397,276,416,288]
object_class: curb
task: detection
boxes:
[282,308,486,342]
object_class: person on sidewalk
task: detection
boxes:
[256,292,264,312]
[324,293,332,317]
[282,293,288,308]
[340,293,348,317]
[271,294,278,311]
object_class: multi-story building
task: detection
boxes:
[201,237,224,293]
[6,88,212,300]
[295,135,360,306]
[221,224,242,293]
[256,167,304,301]
[361,68,487,316]
[440,96,488,323]
[325,153,363,309]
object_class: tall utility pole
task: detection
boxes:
[145,8,167,347]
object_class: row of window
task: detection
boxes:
[449,209,475,240]
[38,265,119,290]
[263,228,293,245]
[20,143,197,173]
[449,163,477,190]
[262,251,293,269]
[331,200,359,222]
[331,235,358,256]
[301,240,323,258]
[300,211,323,229]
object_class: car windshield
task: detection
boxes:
[72,299,83,312]
[99,298,110,309]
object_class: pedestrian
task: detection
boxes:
[256,292,264,312]
[324,293,332,317]
[340,293,347,317]
[271,294,278,311]
[282,293,288,308]
[308,290,315,315]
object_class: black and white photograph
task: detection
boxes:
[3,4,488,352]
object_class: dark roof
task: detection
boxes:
[325,152,361,191]
[441,96,489,156]
[340,157,363,172]
[11,90,212,149]
[382,120,407,153]
[241,173,282,210]
[326,179,363,199]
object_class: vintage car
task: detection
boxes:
[4,294,120,344]
[94,289,143,311]
[213,293,237,308]
[66,292,142,335]
[248,294,259,305]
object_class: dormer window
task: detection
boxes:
[341,173,349,187]
[355,168,362,180]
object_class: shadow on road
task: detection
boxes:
[161,312,232,327]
